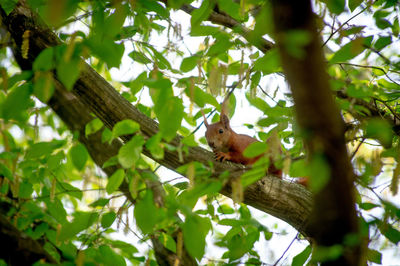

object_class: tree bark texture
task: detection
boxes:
[271,0,363,265]
[0,0,313,259]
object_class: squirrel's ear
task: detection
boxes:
[201,110,209,128]
[221,114,230,129]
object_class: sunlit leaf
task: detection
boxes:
[69,143,89,171]
[112,120,140,139]
[106,168,125,194]
[59,212,98,242]
[181,214,211,260]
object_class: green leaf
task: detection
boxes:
[180,55,199,72]
[58,212,98,242]
[19,180,33,199]
[101,212,117,228]
[106,168,125,194]
[359,202,379,211]
[0,163,13,181]
[89,198,110,208]
[2,83,33,122]
[243,142,268,158]
[191,0,213,28]
[33,47,55,71]
[56,57,81,90]
[118,135,144,168]
[322,0,345,14]
[378,222,400,244]
[185,86,219,108]
[365,118,393,148]
[33,71,55,103]
[1,0,18,15]
[69,143,89,171]
[85,118,104,137]
[216,0,241,21]
[97,245,127,266]
[374,36,391,50]
[253,49,281,75]
[181,214,211,260]
[26,140,66,159]
[145,133,164,159]
[309,154,331,193]
[207,34,232,56]
[330,37,372,64]
[367,249,382,264]
[348,0,363,12]
[156,97,184,142]
[85,37,125,69]
[112,120,140,139]
[129,51,152,65]
[292,245,312,266]
[241,166,266,188]
[134,190,164,234]
[158,233,176,253]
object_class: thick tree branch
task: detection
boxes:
[271,0,363,265]
[0,213,58,265]
[161,0,274,53]
[0,0,312,241]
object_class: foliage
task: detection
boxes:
[0,0,399,265]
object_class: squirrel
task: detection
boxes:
[202,97,282,176]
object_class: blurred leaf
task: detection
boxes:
[112,120,140,139]
[158,233,176,253]
[359,202,379,211]
[26,140,66,159]
[330,37,372,64]
[156,97,184,142]
[97,245,126,266]
[365,118,393,148]
[101,212,117,228]
[0,163,13,181]
[85,118,103,137]
[69,143,89,171]
[292,245,312,266]
[106,168,125,194]
[191,0,213,28]
[129,51,152,65]
[180,55,199,72]
[19,180,33,199]
[309,154,330,193]
[322,0,345,14]
[378,222,400,244]
[134,190,165,234]
[185,86,219,108]
[89,198,110,208]
[33,71,55,102]
[216,0,241,21]
[56,56,81,90]
[367,249,382,264]
[243,142,268,158]
[2,83,33,122]
[85,36,125,69]
[118,135,144,168]
[348,0,363,12]
[181,214,211,260]
[374,36,391,50]
[1,0,18,15]
[253,49,281,74]
[33,47,55,71]
[59,212,98,242]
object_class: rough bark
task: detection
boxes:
[271,0,363,265]
[0,213,58,265]
[0,0,314,239]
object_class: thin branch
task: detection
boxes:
[273,233,299,266]
[322,4,370,47]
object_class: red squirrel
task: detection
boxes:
[202,98,282,176]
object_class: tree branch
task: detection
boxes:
[0,0,312,242]
[271,0,363,264]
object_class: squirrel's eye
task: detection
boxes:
[219,129,224,134]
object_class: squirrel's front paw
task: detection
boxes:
[214,151,230,162]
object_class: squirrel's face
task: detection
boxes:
[204,115,232,152]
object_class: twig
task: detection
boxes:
[322,4,370,47]
[273,233,299,266]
